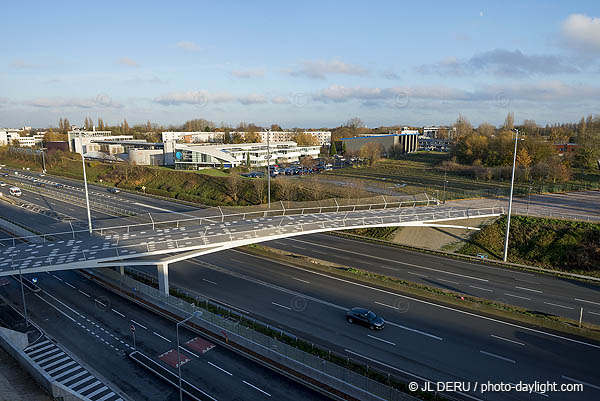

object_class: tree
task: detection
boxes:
[452,133,489,164]
[246,152,251,166]
[252,178,266,204]
[342,141,347,154]
[547,158,571,183]
[122,119,130,134]
[522,119,538,136]
[98,117,105,130]
[300,155,314,169]
[453,114,473,137]
[359,142,384,166]
[225,174,243,203]
[503,112,515,130]
[345,117,365,129]
[477,123,495,137]
[516,148,532,180]
[270,124,282,131]
[294,132,318,146]
[329,141,337,156]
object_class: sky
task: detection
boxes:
[1,0,599,129]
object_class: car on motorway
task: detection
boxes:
[54,183,64,188]
[39,173,45,177]
[9,186,22,197]
[346,307,385,330]
[0,181,6,187]
[108,187,120,194]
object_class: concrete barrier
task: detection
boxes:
[0,215,44,243]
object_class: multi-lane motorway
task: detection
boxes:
[1,170,600,400]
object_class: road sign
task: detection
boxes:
[130,324,135,332]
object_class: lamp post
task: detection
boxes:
[79,133,93,235]
[18,265,29,327]
[443,170,448,204]
[266,129,271,208]
[503,128,519,262]
[177,311,202,401]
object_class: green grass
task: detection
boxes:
[195,168,229,177]
[459,215,600,276]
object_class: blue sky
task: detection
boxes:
[1,1,599,128]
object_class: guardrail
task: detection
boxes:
[1,206,505,271]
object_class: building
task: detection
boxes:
[418,137,451,152]
[389,127,419,136]
[553,143,580,156]
[161,131,225,143]
[422,126,450,138]
[1,127,37,146]
[67,128,133,153]
[340,132,419,156]
[229,131,331,146]
[174,141,320,170]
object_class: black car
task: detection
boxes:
[346,308,385,330]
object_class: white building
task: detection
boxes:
[1,128,32,146]
[229,131,331,146]
[68,129,134,153]
[161,131,225,143]
[389,127,419,136]
[174,141,321,170]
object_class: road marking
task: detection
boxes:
[575,298,600,307]
[111,308,125,318]
[94,299,107,308]
[514,278,539,285]
[180,346,199,358]
[34,294,76,322]
[435,278,459,285]
[271,302,292,311]
[243,381,271,397]
[288,238,489,282]
[42,292,81,316]
[78,290,91,298]
[64,282,76,289]
[207,361,233,376]
[515,286,543,294]
[368,334,396,346]
[386,322,443,341]
[504,293,531,300]
[131,320,147,329]
[469,285,493,292]
[588,311,600,316]
[490,334,524,346]
[153,331,171,343]
[480,350,516,364]
[52,274,63,282]
[406,271,428,278]
[543,301,574,310]
[561,375,600,391]
[202,278,217,285]
[374,301,400,310]
[292,277,310,284]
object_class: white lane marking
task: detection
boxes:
[291,245,306,250]
[406,271,428,278]
[469,285,493,292]
[374,301,400,310]
[180,346,199,358]
[515,286,543,294]
[514,278,539,285]
[575,298,600,307]
[207,361,233,376]
[561,375,600,391]
[131,202,170,212]
[435,278,459,285]
[368,334,396,346]
[131,320,147,330]
[52,274,63,282]
[271,302,292,311]
[258,255,600,349]
[153,331,171,343]
[345,349,483,401]
[78,290,91,298]
[504,293,531,300]
[543,301,574,310]
[490,334,524,346]
[202,278,217,285]
[386,321,443,341]
[588,311,600,316]
[34,294,76,322]
[64,282,76,289]
[480,350,516,364]
[43,292,81,316]
[287,238,489,282]
[111,309,126,318]
[292,277,310,284]
[243,380,271,397]
[94,299,107,308]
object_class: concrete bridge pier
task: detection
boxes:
[157,262,169,295]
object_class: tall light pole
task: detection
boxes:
[503,128,519,262]
[177,311,202,401]
[266,129,271,208]
[41,149,46,173]
[18,265,28,327]
[79,133,93,235]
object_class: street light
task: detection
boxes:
[503,128,519,262]
[18,265,28,327]
[177,310,202,401]
[266,129,271,208]
[79,133,93,235]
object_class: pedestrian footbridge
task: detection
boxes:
[0,194,504,294]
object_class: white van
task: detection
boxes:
[9,187,22,197]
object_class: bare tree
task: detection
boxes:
[252,178,266,204]
[225,174,243,203]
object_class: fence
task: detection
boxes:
[94,267,424,401]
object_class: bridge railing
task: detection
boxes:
[0,192,437,246]
[1,206,504,272]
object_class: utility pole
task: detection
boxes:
[503,129,519,262]
[443,170,448,204]
[266,129,271,208]
[79,133,93,235]
[41,149,46,173]
[18,265,28,327]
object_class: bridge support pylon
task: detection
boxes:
[157,262,169,296]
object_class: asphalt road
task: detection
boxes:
[0,267,328,401]
[134,249,600,401]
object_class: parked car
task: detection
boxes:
[35,182,45,187]
[242,171,265,178]
[108,187,120,194]
[346,308,385,330]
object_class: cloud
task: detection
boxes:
[154,91,269,106]
[11,59,36,69]
[238,94,268,104]
[176,41,201,51]
[118,57,140,68]
[287,60,368,79]
[0,97,8,106]
[562,14,600,52]
[25,94,122,108]
[231,69,265,78]
[271,96,291,104]
[382,71,401,80]
[418,49,579,77]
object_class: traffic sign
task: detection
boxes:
[130,324,135,332]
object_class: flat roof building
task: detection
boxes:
[341,132,418,156]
